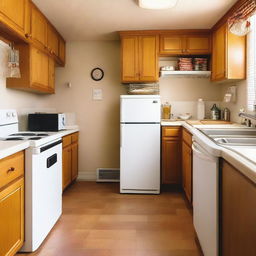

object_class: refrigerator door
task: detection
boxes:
[120,95,161,123]
[120,123,160,194]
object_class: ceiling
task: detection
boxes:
[33,0,237,41]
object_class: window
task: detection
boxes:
[247,15,256,111]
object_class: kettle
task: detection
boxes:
[210,104,220,120]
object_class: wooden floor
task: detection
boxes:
[18,182,202,256]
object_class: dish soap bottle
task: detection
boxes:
[162,102,171,119]
[197,98,205,120]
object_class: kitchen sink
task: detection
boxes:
[214,137,256,146]
[200,128,256,137]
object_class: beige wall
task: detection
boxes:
[0,42,54,129]
[220,81,247,123]
[50,41,126,178]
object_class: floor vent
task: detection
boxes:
[96,168,120,182]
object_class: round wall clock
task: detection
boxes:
[91,68,104,81]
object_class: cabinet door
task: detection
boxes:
[0,178,24,256]
[47,24,59,57]
[185,35,211,54]
[30,47,49,91]
[162,137,181,184]
[58,37,66,65]
[71,143,78,181]
[139,35,159,82]
[0,0,28,38]
[121,36,139,83]
[182,141,192,202]
[221,160,256,256]
[160,35,184,55]
[48,57,55,93]
[62,146,72,190]
[212,24,226,81]
[31,4,47,49]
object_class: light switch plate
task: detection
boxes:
[92,88,103,100]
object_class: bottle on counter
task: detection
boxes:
[162,102,171,119]
[223,107,231,121]
[210,104,221,120]
[197,98,205,120]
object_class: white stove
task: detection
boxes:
[0,109,62,252]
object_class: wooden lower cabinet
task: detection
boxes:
[182,128,192,203]
[62,132,79,191]
[221,160,256,256]
[161,127,181,185]
[0,151,25,256]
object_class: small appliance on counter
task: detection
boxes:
[28,113,66,131]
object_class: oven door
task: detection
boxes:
[22,139,62,252]
[192,141,219,256]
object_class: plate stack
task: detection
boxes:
[178,58,193,71]
[194,58,208,71]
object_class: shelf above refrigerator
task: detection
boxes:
[160,70,211,78]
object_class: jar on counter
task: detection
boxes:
[162,102,171,119]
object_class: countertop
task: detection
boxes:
[0,128,79,160]
[161,120,256,184]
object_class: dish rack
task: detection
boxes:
[127,83,160,95]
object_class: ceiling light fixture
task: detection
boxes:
[138,0,178,10]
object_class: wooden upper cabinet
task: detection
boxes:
[121,35,139,82]
[160,35,184,55]
[185,35,211,54]
[211,23,246,82]
[120,33,158,83]
[0,0,29,39]
[212,24,226,81]
[30,46,49,90]
[58,37,66,66]
[30,3,47,49]
[47,24,59,57]
[160,32,211,55]
[7,44,54,94]
[48,57,55,93]
[139,35,159,82]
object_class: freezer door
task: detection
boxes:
[121,96,161,123]
[120,123,160,193]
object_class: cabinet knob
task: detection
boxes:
[7,167,15,173]
[25,33,31,38]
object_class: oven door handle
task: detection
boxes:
[192,142,217,162]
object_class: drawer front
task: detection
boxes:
[71,132,79,144]
[0,151,24,189]
[62,135,72,147]
[162,127,181,137]
[182,128,192,146]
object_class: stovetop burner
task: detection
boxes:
[29,137,43,140]
[10,133,37,136]
[5,137,24,141]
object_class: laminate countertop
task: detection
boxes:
[161,120,256,184]
[0,128,79,160]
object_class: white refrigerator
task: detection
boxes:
[120,95,161,194]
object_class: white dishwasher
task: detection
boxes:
[192,141,219,256]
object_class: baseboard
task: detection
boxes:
[77,171,97,181]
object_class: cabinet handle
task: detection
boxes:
[7,167,15,173]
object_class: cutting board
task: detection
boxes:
[186,120,232,125]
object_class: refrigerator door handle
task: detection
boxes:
[120,125,122,148]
